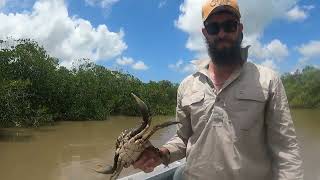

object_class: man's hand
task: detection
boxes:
[133,147,170,173]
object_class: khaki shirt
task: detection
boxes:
[163,50,303,180]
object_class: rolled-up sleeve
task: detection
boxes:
[162,83,192,163]
[265,76,304,180]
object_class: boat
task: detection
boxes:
[118,158,186,180]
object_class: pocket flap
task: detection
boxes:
[181,91,204,107]
[236,87,267,102]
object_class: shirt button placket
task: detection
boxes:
[216,97,220,103]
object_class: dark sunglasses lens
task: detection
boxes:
[206,23,220,35]
[222,20,238,33]
[205,20,238,35]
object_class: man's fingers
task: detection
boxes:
[133,146,161,171]
[142,158,156,173]
[133,151,150,169]
[144,158,156,168]
[143,167,154,173]
[133,158,145,169]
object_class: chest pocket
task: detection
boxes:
[181,91,208,131]
[231,87,268,131]
[236,87,266,104]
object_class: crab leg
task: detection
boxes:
[142,121,180,140]
[95,153,119,174]
[110,157,124,180]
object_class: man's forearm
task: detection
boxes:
[162,134,187,163]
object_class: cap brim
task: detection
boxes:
[210,5,241,19]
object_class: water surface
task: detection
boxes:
[0,110,319,180]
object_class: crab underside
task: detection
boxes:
[94,93,180,180]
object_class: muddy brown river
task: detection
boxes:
[0,110,319,180]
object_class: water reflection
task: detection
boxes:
[0,129,33,142]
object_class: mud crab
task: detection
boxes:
[95,93,180,180]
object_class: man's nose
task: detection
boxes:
[217,29,226,38]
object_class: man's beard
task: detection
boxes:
[206,33,243,66]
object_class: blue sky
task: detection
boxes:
[0,0,319,83]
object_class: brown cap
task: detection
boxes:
[202,0,241,22]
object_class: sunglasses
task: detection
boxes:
[205,20,239,35]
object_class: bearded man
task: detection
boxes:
[133,0,304,179]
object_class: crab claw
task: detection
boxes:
[131,93,149,123]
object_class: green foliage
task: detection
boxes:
[2,39,318,128]
[282,66,320,108]
[0,39,178,127]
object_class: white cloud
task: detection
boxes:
[303,5,315,11]
[85,0,120,9]
[169,59,184,71]
[297,40,320,63]
[116,56,134,65]
[0,0,6,9]
[245,38,289,62]
[0,0,127,68]
[159,0,167,8]
[116,56,149,71]
[261,59,278,71]
[84,0,120,16]
[174,0,296,65]
[266,40,289,61]
[286,5,313,21]
[132,61,148,70]
[174,0,205,57]
[169,59,197,74]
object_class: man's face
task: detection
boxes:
[203,12,242,50]
[202,12,244,66]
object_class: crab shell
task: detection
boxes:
[117,137,150,168]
